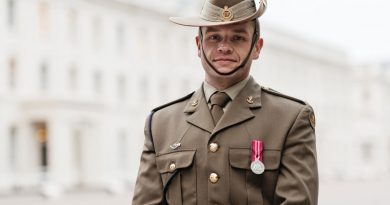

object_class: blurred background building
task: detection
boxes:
[0,0,389,203]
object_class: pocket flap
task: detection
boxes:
[156,150,196,173]
[229,148,281,171]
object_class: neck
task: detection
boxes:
[205,75,248,91]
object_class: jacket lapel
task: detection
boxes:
[212,77,262,136]
[184,86,214,133]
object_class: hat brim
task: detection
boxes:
[169,0,266,27]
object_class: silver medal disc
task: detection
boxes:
[250,159,265,175]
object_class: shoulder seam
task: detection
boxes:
[261,86,307,105]
[152,91,195,112]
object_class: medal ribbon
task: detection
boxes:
[251,140,263,162]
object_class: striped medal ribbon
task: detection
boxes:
[251,140,265,175]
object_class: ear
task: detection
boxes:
[252,38,263,60]
[195,36,201,58]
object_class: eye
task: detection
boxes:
[232,35,246,42]
[207,34,221,42]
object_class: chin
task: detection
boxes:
[216,69,234,74]
[213,66,237,74]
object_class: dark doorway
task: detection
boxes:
[34,122,48,172]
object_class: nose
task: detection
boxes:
[217,42,233,54]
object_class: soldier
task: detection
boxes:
[132,0,318,204]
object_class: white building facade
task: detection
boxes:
[0,0,389,196]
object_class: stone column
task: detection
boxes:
[48,118,72,184]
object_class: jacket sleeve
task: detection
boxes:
[132,114,165,205]
[274,105,319,205]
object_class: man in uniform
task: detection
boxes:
[132,0,318,204]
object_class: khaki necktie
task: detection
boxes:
[210,92,230,125]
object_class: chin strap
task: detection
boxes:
[199,27,259,76]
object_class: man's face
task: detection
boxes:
[196,21,263,86]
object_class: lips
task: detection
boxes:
[212,58,237,63]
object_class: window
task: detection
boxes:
[388,140,390,171]
[388,140,390,173]
[68,66,78,91]
[138,28,148,58]
[362,87,371,103]
[116,23,125,52]
[7,0,15,29]
[38,1,49,34]
[93,70,102,93]
[72,129,82,174]
[9,126,17,172]
[8,57,17,89]
[39,63,48,91]
[361,142,373,162]
[117,130,127,171]
[92,16,102,48]
[68,9,78,42]
[117,75,126,100]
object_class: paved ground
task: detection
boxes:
[0,179,389,205]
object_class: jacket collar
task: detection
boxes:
[184,77,262,134]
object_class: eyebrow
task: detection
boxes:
[232,28,249,34]
[204,27,219,33]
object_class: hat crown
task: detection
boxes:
[207,0,244,8]
[200,0,257,22]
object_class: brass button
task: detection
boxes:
[209,173,219,183]
[209,143,219,153]
[309,112,316,129]
[169,163,176,171]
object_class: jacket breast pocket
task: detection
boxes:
[229,148,281,205]
[156,150,196,205]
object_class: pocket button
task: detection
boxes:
[169,163,176,171]
[209,143,219,152]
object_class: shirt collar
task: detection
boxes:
[203,75,251,103]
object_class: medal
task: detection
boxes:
[251,159,265,174]
[251,140,264,175]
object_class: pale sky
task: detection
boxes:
[261,0,390,64]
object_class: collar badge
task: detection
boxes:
[246,96,254,104]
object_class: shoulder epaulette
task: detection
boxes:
[152,91,195,113]
[261,86,306,105]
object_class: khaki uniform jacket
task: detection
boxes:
[133,77,318,205]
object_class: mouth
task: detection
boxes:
[208,57,242,75]
[213,58,237,66]
[212,58,237,63]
